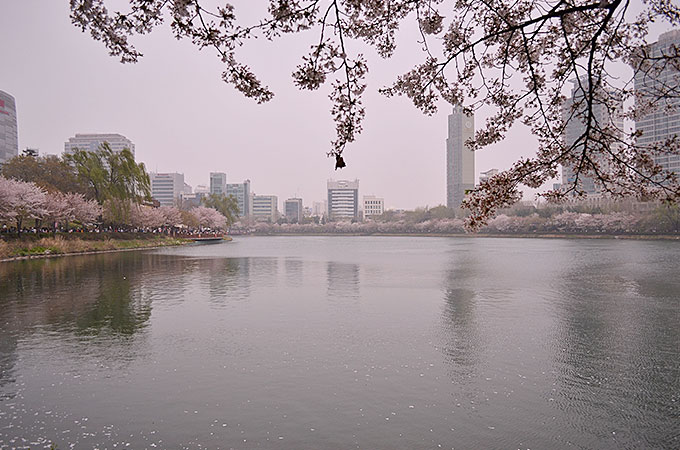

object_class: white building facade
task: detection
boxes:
[150,172,185,207]
[227,180,251,217]
[635,29,680,175]
[64,133,135,158]
[251,194,278,222]
[0,90,18,165]
[362,195,384,218]
[446,106,475,209]
[210,172,227,195]
[327,179,359,220]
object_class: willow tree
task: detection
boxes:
[64,144,151,225]
[201,193,240,226]
[64,144,150,204]
[69,0,680,227]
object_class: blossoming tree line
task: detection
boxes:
[235,201,680,235]
[69,1,680,228]
[0,149,230,237]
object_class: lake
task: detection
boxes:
[0,236,679,449]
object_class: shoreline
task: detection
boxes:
[0,236,232,263]
[0,241,187,263]
[249,232,680,240]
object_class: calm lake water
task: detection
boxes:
[0,236,679,449]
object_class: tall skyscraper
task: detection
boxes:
[226,180,251,217]
[210,172,227,195]
[561,78,623,196]
[634,29,680,175]
[446,106,475,209]
[64,133,135,158]
[0,90,18,165]
[284,198,303,223]
[150,172,185,207]
[327,179,359,220]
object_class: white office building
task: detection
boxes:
[150,172,185,207]
[635,29,680,175]
[251,194,278,222]
[446,106,475,209]
[210,172,227,195]
[0,90,18,165]
[227,180,251,217]
[362,195,384,218]
[64,133,135,158]
[328,179,359,220]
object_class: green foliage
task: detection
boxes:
[102,199,133,226]
[201,193,239,225]
[0,154,92,196]
[63,144,150,204]
[652,203,680,233]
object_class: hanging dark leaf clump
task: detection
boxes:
[335,154,346,170]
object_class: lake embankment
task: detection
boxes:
[0,233,195,262]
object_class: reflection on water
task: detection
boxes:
[202,257,252,305]
[441,251,482,379]
[0,237,678,449]
[554,249,680,447]
[327,261,360,301]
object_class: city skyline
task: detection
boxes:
[0,2,559,210]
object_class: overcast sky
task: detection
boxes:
[0,2,671,209]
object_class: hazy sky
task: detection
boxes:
[0,2,671,209]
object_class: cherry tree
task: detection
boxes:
[44,192,74,234]
[192,206,228,230]
[158,206,182,228]
[0,176,18,225]
[0,177,47,236]
[131,205,166,229]
[69,194,103,228]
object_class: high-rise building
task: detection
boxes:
[446,106,475,209]
[284,198,303,223]
[327,179,359,220]
[634,29,680,175]
[251,194,278,222]
[194,185,209,194]
[210,172,227,195]
[561,78,623,196]
[150,172,185,207]
[0,90,18,165]
[227,180,251,217]
[363,195,384,218]
[64,133,135,158]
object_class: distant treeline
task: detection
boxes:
[238,202,680,236]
